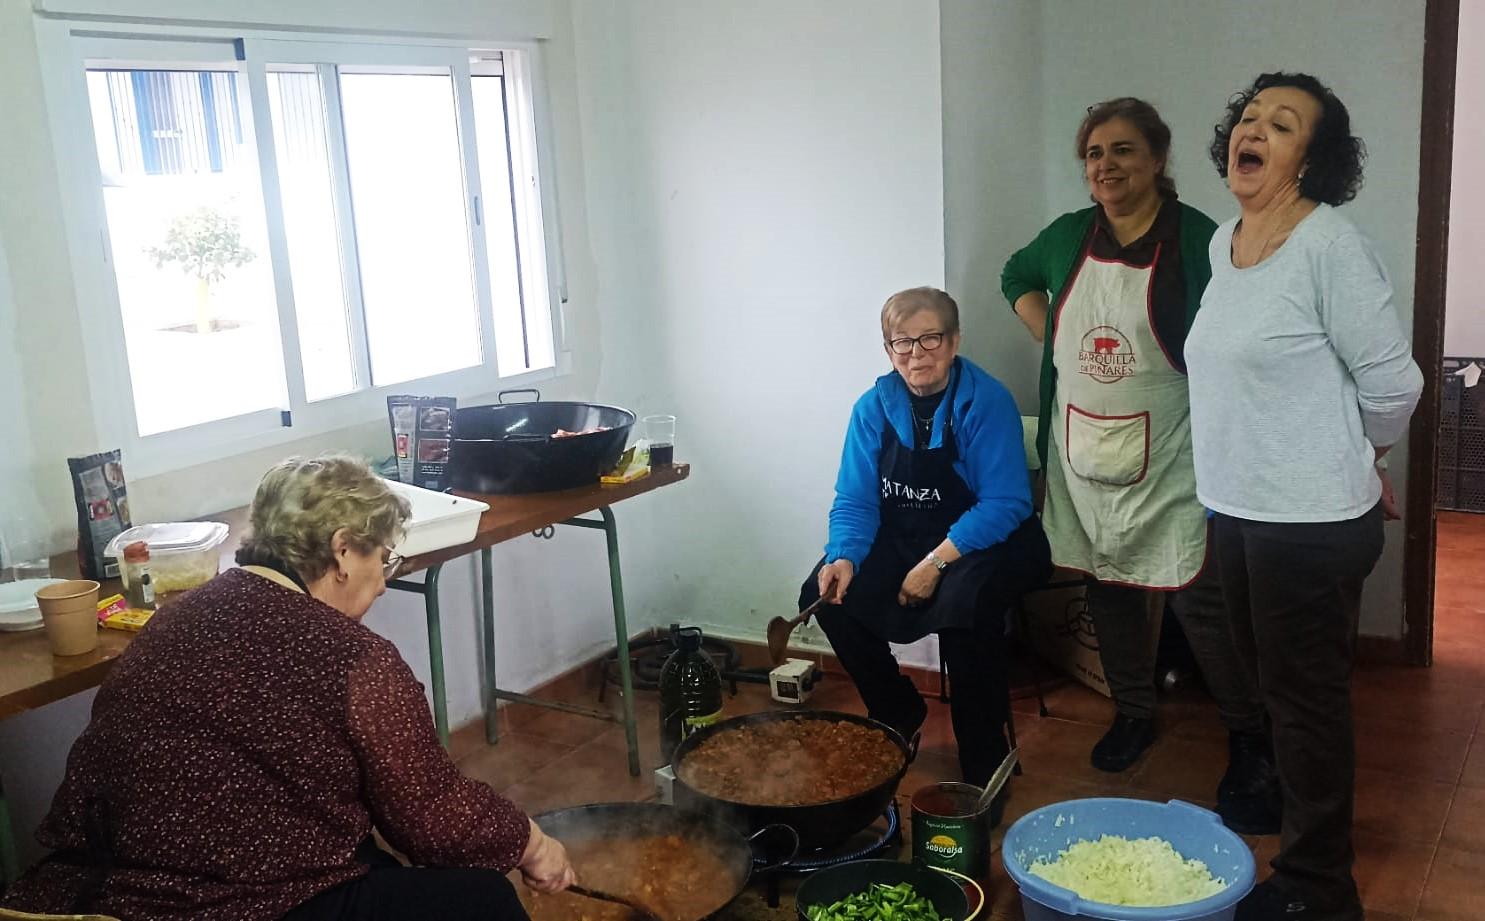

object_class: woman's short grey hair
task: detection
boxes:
[880,287,961,339]
[236,455,410,582]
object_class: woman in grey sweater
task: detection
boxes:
[1187,73,1422,921]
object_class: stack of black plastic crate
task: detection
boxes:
[1440,357,1485,512]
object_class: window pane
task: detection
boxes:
[338,71,481,386]
[470,75,527,374]
[267,70,357,402]
[472,74,554,374]
[86,68,287,436]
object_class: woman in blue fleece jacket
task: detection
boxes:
[800,287,1051,807]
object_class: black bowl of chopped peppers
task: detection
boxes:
[796,859,977,921]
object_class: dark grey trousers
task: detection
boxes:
[1086,560,1265,733]
[1214,505,1384,911]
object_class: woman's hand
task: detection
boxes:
[1378,467,1401,521]
[519,819,576,894]
[818,560,855,604]
[897,560,942,607]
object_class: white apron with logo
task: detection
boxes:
[1043,242,1208,588]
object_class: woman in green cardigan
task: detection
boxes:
[1000,98,1275,834]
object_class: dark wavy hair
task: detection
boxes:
[1077,97,1177,197]
[1209,72,1365,205]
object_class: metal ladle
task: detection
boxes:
[974,746,1020,815]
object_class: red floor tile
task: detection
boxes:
[1353,766,1455,846]
[1126,734,1227,806]
[1415,845,1485,921]
[1354,720,1472,785]
[1353,833,1435,919]
[1439,784,1485,854]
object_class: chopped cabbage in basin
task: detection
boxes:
[1027,834,1226,907]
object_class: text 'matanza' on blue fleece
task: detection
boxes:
[825,356,1033,568]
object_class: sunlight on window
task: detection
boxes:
[339,71,482,387]
[267,69,357,401]
[86,68,286,436]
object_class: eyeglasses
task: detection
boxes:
[885,332,946,356]
[383,549,405,580]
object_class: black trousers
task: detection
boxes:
[281,841,529,921]
[802,557,1039,790]
[1087,563,1265,732]
[1213,506,1384,911]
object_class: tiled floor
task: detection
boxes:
[458,511,1485,920]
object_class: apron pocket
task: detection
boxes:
[1065,404,1150,486]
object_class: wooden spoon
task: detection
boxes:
[567,884,662,921]
[766,595,829,667]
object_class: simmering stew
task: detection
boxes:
[518,833,740,921]
[676,716,904,806]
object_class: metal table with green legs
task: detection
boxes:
[386,464,691,777]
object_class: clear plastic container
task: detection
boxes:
[105,522,230,594]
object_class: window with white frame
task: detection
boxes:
[61,30,559,461]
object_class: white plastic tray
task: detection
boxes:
[384,480,490,559]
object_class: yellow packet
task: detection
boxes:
[102,607,156,632]
[601,445,652,486]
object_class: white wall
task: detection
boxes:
[1033,0,1426,636]
[1446,0,1485,359]
[0,0,658,868]
[580,0,948,663]
[941,0,1044,414]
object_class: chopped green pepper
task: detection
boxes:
[804,881,945,921]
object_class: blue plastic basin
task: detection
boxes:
[1002,798,1256,921]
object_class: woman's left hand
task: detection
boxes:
[897,561,942,607]
[1378,467,1401,520]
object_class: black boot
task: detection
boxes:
[1217,730,1282,835]
[1235,879,1362,921]
[1090,714,1155,773]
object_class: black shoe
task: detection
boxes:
[1218,730,1283,835]
[1235,879,1362,921]
[1090,714,1155,773]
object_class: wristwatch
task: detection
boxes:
[926,551,950,572]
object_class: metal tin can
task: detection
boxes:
[911,781,992,879]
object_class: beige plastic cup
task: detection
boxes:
[35,580,101,656]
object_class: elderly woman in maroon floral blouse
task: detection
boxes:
[3,455,571,921]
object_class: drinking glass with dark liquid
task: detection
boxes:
[643,414,676,468]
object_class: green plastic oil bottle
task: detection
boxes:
[659,625,723,764]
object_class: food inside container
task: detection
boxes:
[516,833,740,921]
[675,715,904,806]
[105,522,229,594]
[1027,834,1226,907]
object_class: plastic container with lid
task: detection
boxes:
[105,522,229,594]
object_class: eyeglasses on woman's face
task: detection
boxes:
[382,548,405,580]
[885,332,946,356]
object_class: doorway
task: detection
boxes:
[1403,0,1469,666]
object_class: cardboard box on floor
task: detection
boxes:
[1018,570,1163,698]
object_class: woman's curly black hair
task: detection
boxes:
[1209,72,1366,206]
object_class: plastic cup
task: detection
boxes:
[643,414,676,467]
[35,580,101,656]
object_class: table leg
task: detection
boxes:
[599,506,642,778]
[481,547,499,746]
[0,772,18,885]
[423,564,449,747]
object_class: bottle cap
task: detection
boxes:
[675,626,703,653]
